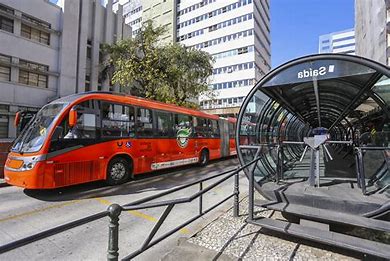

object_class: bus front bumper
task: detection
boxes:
[4,163,47,189]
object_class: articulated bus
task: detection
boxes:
[4,92,236,189]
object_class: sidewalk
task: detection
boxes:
[162,195,360,261]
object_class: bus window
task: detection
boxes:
[229,123,235,138]
[63,102,97,139]
[101,102,135,138]
[210,120,220,138]
[174,114,192,137]
[156,111,173,137]
[137,108,154,137]
[194,117,208,138]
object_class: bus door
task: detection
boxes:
[228,122,237,155]
[172,114,196,163]
[209,119,221,159]
[154,111,173,167]
[219,119,229,157]
[135,108,156,172]
[48,100,102,186]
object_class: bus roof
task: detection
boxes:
[56,91,220,120]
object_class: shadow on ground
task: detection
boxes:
[23,157,238,202]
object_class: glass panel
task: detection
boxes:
[194,117,208,138]
[0,65,10,81]
[12,103,67,153]
[156,111,172,137]
[0,16,13,33]
[137,108,154,137]
[174,114,192,137]
[0,115,8,138]
[210,119,220,137]
[101,102,135,137]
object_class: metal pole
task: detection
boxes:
[355,149,361,188]
[249,148,261,221]
[107,204,123,261]
[233,170,240,217]
[199,182,203,215]
[315,148,320,187]
[357,148,366,194]
[280,145,284,181]
[276,145,280,183]
[309,148,315,186]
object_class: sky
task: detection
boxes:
[270,0,354,68]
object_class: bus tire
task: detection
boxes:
[106,157,131,185]
[199,149,209,166]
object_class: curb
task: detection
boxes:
[0,179,10,188]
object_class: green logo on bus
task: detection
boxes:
[177,128,191,148]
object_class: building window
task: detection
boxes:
[0,104,9,138]
[21,23,50,45]
[19,60,49,88]
[0,54,11,82]
[0,15,13,33]
[238,47,248,54]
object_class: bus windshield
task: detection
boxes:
[12,103,68,153]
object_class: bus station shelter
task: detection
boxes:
[236,54,390,258]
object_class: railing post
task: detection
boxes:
[356,148,366,195]
[107,204,123,261]
[275,145,280,183]
[199,182,203,215]
[249,148,262,221]
[233,169,240,217]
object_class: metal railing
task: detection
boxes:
[0,157,261,260]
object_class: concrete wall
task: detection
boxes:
[355,0,387,65]
[0,0,131,138]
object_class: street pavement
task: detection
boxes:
[0,157,245,261]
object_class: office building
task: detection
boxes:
[115,0,271,116]
[355,0,389,65]
[319,29,355,54]
[114,0,176,42]
[0,0,130,138]
[177,0,271,116]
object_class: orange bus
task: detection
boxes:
[4,92,236,189]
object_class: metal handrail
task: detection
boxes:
[0,156,262,260]
[108,156,263,261]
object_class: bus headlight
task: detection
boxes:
[5,155,44,172]
[21,161,37,171]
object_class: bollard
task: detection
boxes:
[107,204,123,261]
[233,170,240,217]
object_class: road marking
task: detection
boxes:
[94,197,190,235]
[0,200,80,223]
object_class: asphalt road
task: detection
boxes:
[0,157,245,261]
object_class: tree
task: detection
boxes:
[161,43,214,107]
[102,20,214,108]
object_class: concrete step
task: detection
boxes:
[248,217,390,259]
[255,200,390,233]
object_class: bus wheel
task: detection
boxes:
[106,157,130,185]
[199,149,209,166]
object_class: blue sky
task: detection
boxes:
[271,0,354,68]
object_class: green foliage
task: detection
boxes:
[102,20,214,108]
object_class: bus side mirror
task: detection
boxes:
[69,109,77,127]
[14,112,21,127]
